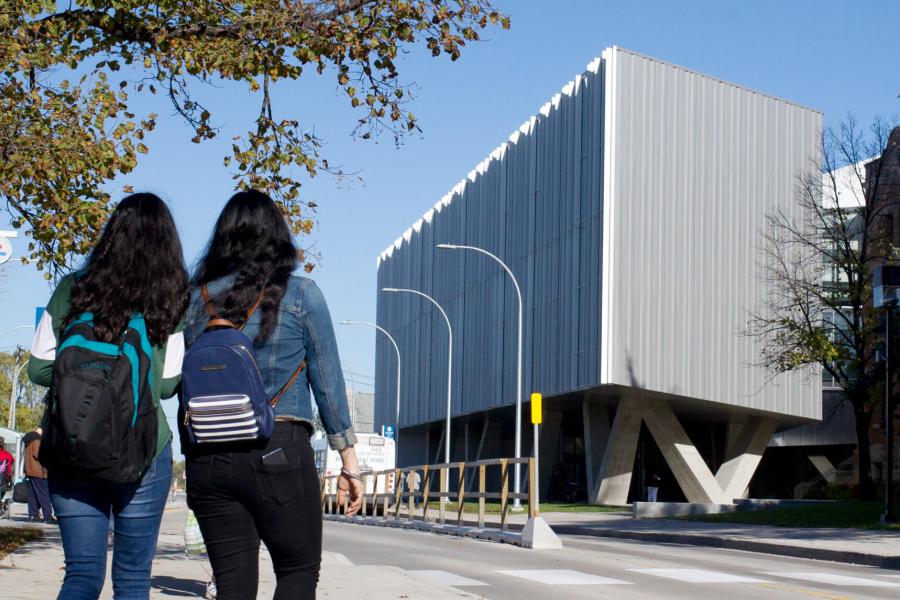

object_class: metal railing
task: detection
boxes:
[321,457,537,530]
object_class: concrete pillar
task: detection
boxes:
[538,410,563,499]
[582,401,611,499]
[808,455,837,483]
[642,400,730,504]
[592,398,643,505]
[715,417,777,501]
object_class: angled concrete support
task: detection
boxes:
[583,402,611,498]
[715,417,777,501]
[642,400,730,505]
[808,455,837,484]
[592,398,643,505]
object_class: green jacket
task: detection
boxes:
[28,275,180,457]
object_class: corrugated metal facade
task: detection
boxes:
[375,47,822,431]
[600,48,822,419]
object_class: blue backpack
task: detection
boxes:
[180,286,305,446]
[40,312,157,484]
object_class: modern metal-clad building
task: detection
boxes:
[375,47,823,504]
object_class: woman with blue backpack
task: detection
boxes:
[180,189,363,600]
[28,193,189,599]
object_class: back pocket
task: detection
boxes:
[252,460,305,505]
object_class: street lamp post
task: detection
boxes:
[342,320,402,462]
[8,358,29,430]
[885,300,897,523]
[0,325,35,339]
[437,243,525,509]
[381,288,453,465]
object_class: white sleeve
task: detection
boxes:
[162,331,184,379]
[31,310,57,361]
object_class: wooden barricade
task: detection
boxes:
[319,457,536,531]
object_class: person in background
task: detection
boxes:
[647,472,661,503]
[0,440,14,496]
[406,469,421,509]
[23,428,54,523]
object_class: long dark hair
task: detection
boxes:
[192,190,297,344]
[67,193,188,345]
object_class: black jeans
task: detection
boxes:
[186,422,322,600]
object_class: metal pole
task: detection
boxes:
[886,305,895,522]
[436,243,525,508]
[382,288,453,465]
[8,358,28,430]
[341,321,402,462]
[533,422,540,511]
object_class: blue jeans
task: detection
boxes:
[49,444,172,600]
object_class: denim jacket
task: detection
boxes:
[183,273,357,450]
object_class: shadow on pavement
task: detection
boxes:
[151,575,207,597]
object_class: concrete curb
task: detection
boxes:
[551,525,900,570]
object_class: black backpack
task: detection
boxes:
[40,312,157,484]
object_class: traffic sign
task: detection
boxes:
[0,237,11,265]
[383,425,395,440]
[531,393,542,425]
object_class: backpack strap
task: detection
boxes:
[201,285,265,332]
[269,360,307,408]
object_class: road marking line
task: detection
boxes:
[630,568,768,583]
[762,572,900,588]
[755,583,853,600]
[408,570,489,587]
[496,569,632,585]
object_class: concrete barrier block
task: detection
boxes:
[633,502,737,518]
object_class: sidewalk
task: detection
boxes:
[350,504,900,569]
[0,501,476,599]
[544,511,900,569]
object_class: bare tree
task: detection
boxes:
[750,117,900,500]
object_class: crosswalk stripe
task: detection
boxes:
[408,570,489,587]
[631,568,768,583]
[762,572,900,588]
[496,569,632,585]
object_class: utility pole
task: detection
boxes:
[885,302,896,523]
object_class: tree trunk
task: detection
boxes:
[851,398,876,500]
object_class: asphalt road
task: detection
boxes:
[322,521,900,600]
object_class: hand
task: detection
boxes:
[337,472,363,516]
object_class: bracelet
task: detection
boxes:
[340,467,362,481]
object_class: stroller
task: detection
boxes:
[184,509,217,600]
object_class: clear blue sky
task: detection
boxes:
[1,0,898,447]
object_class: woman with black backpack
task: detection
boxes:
[181,190,362,600]
[29,193,188,599]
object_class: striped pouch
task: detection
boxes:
[186,395,259,443]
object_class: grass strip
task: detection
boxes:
[439,501,626,514]
[0,527,43,560]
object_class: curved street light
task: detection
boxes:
[341,320,402,462]
[0,325,34,339]
[381,287,453,465]
[8,358,29,430]
[436,243,525,508]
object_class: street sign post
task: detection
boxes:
[0,230,17,265]
[531,393,542,513]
